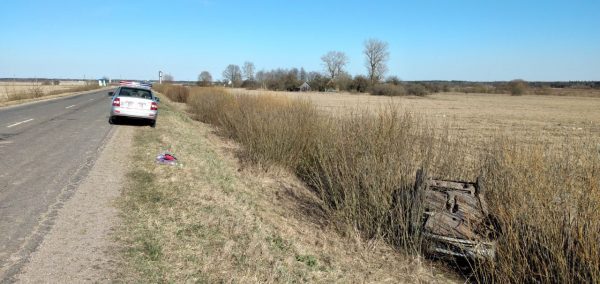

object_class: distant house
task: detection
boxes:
[299,82,311,92]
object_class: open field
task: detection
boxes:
[0,81,95,102]
[537,87,600,97]
[228,89,600,143]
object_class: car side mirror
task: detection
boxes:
[155,97,160,102]
[108,91,114,96]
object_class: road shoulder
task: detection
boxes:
[15,126,134,283]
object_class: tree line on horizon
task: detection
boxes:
[212,38,400,94]
[157,38,600,96]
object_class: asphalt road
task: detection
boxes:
[0,89,117,282]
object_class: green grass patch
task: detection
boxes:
[295,254,318,268]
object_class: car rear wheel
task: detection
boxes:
[109,116,116,125]
[150,120,156,128]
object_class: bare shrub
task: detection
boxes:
[369,84,406,96]
[350,75,370,93]
[154,84,189,103]
[186,87,233,126]
[187,88,320,168]
[532,85,552,95]
[9,86,44,100]
[475,138,600,283]
[405,83,429,96]
[30,86,44,98]
[185,87,458,250]
[508,79,528,96]
[385,76,401,85]
[185,87,600,282]
[168,85,190,103]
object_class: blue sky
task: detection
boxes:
[1,0,599,81]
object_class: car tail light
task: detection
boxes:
[112,97,120,107]
[151,102,158,110]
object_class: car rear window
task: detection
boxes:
[118,87,153,99]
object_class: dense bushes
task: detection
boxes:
[185,87,600,283]
[369,84,406,96]
[256,68,303,91]
[349,75,370,93]
[405,83,429,96]
[240,79,260,90]
[369,83,430,96]
[476,139,600,283]
[153,84,190,103]
[508,79,528,96]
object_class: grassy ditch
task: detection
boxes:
[117,97,445,282]
[185,87,600,283]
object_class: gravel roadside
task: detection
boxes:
[15,126,134,283]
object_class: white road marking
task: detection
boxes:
[7,118,34,128]
[66,105,76,109]
[88,98,94,101]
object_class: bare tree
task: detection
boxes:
[299,67,307,82]
[364,39,390,84]
[321,51,349,80]
[385,75,401,86]
[163,73,174,83]
[222,64,242,87]
[289,68,299,81]
[197,71,212,86]
[255,70,266,88]
[242,61,255,81]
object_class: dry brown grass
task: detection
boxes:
[118,96,454,283]
[227,89,600,142]
[153,83,190,103]
[186,87,600,283]
[540,87,600,97]
[0,81,101,103]
[188,87,320,170]
[477,138,600,283]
